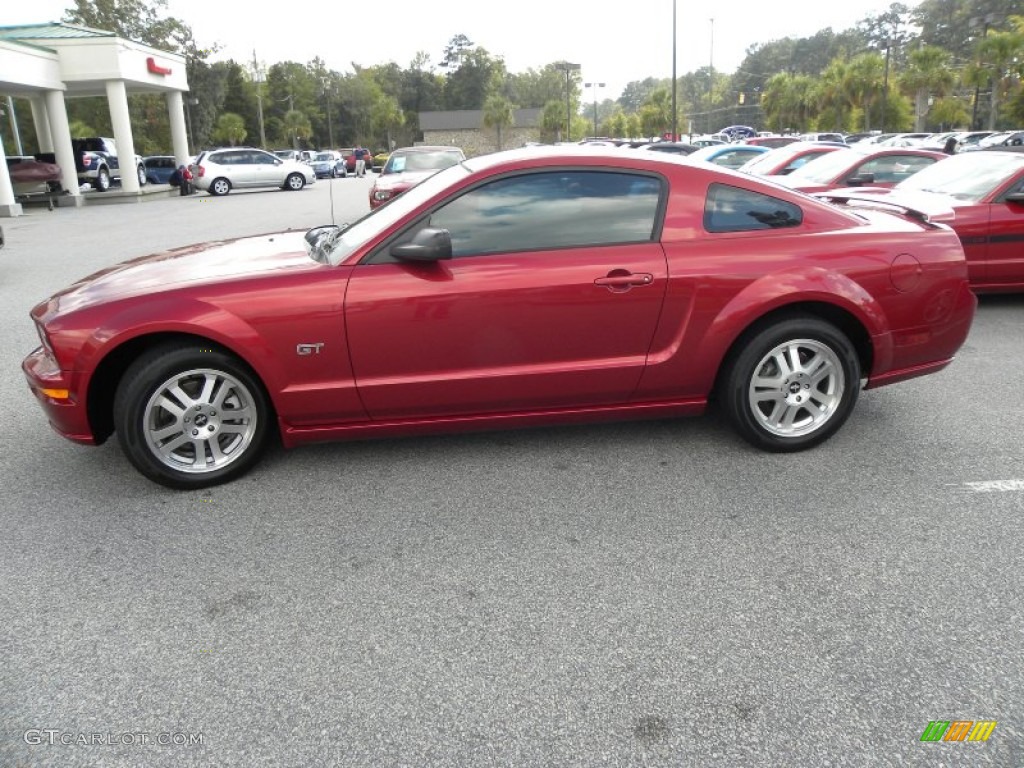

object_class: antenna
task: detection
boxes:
[329,168,336,226]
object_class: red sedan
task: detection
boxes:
[23,146,975,488]
[820,149,1024,291]
[773,146,948,193]
[739,141,847,176]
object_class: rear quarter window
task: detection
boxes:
[704,183,803,233]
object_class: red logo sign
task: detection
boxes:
[147,57,172,76]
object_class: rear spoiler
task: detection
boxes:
[813,189,955,226]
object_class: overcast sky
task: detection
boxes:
[9,0,919,99]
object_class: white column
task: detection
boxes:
[45,89,82,201]
[166,91,189,166]
[30,97,54,153]
[0,139,25,217]
[106,80,140,193]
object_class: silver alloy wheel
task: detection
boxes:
[747,338,844,438]
[286,173,305,190]
[142,367,259,474]
[211,178,230,195]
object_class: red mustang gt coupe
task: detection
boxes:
[738,141,846,176]
[23,146,976,488]
[772,146,948,193]
[819,149,1024,291]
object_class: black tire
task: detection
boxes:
[720,316,861,452]
[113,343,272,489]
[137,164,147,187]
[94,167,111,191]
[210,177,231,196]
[285,172,306,191]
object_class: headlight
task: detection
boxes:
[373,190,392,201]
[35,321,56,357]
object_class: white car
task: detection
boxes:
[192,147,315,195]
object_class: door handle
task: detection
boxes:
[594,272,654,290]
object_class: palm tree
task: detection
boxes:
[844,53,886,131]
[901,46,955,131]
[482,93,515,150]
[973,30,1024,129]
[212,112,246,146]
[281,109,312,149]
[817,60,851,131]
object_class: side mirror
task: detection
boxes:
[304,224,339,248]
[846,173,875,186]
[391,227,452,262]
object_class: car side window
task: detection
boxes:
[704,183,803,233]
[861,155,935,183]
[420,171,662,258]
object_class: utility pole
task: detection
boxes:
[671,0,677,141]
[252,50,266,148]
[708,18,715,134]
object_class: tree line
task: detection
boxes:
[6,0,1024,157]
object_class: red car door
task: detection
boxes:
[344,170,669,419]
[985,173,1024,288]
[949,202,991,287]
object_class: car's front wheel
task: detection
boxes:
[113,343,272,489]
[720,317,860,452]
[285,173,306,191]
[137,164,147,187]
[209,177,231,196]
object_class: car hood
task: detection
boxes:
[373,170,437,191]
[40,231,319,318]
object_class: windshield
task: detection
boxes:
[384,150,464,175]
[895,152,1024,201]
[327,162,472,265]
[785,147,858,183]
[314,153,333,161]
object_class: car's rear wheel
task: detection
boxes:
[93,167,111,191]
[137,164,147,187]
[285,173,306,191]
[210,177,231,196]
[720,317,860,452]
[113,343,271,489]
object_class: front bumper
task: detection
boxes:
[22,346,95,445]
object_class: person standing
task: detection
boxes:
[355,148,366,177]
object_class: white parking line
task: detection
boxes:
[962,479,1024,492]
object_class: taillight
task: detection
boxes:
[197,165,205,177]
[82,155,92,167]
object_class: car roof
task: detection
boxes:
[392,145,465,154]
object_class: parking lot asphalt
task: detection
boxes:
[1,178,1022,767]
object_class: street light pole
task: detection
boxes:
[671,0,677,141]
[584,82,605,138]
[557,62,581,141]
[322,77,334,148]
[880,41,891,132]
[708,18,715,134]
